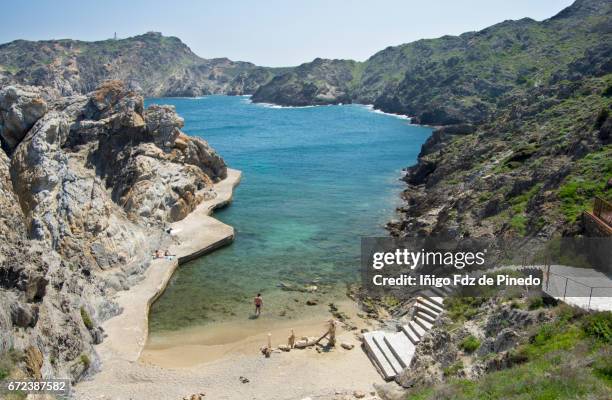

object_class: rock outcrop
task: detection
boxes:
[251,58,358,106]
[0,80,227,382]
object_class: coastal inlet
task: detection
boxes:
[145,95,432,340]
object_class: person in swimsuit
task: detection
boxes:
[254,293,263,316]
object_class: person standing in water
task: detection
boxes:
[254,293,263,316]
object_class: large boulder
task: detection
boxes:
[0,85,48,152]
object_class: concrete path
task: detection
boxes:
[87,169,241,364]
[542,264,612,311]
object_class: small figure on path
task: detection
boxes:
[288,328,296,348]
[254,293,263,316]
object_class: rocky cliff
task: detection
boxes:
[0,32,279,97]
[253,0,612,238]
[0,80,226,381]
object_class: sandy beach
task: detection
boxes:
[73,168,385,400]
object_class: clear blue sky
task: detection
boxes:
[2,0,574,66]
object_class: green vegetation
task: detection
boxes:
[406,307,612,400]
[460,335,481,353]
[509,214,528,235]
[445,296,487,323]
[80,354,91,369]
[582,312,612,343]
[528,296,545,310]
[443,361,464,377]
[80,306,94,330]
[558,146,612,223]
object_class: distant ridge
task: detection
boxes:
[0,31,284,96]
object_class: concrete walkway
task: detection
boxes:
[542,264,612,312]
[91,168,241,364]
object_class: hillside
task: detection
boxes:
[253,0,612,238]
[0,32,279,97]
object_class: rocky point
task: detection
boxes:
[0,80,227,382]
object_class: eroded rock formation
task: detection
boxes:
[0,80,226,381]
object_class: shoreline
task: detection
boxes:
[141,299,373,368]
[86,168,241,364]
[74,167,386,400]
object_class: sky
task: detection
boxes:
[2,0,575,66]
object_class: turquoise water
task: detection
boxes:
[146,96,431,332]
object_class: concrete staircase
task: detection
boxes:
[362,286,451,380]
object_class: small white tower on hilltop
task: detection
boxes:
[113,32,117,40]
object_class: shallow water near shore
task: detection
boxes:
[144,96,431,348]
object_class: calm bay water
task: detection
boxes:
[145,96,431,332]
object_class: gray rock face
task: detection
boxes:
[0,80,228,382]
[0,85,49,153]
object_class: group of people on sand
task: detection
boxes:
[153,249,175,260]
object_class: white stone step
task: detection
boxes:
[401,324,421,344]
[414,315,434,331]
[408,320,427,339]
[373,333,403,375]
[416,301,442,318]
[418,296,444,311]
[383,332,416,368]
[416,310,436,324]
[422,292,445,307]
[363,332,396,380]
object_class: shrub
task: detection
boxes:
[532,324,556,345]
[460,335,481,353]
[592,355,612,383]
[582,312,612,343]
[528,296,545,310]
[509,214,528,234]
[80,354,91,369]
[80,307,94,330]
[446,296,487,322]
[443,361,464,377]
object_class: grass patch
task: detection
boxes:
[582,312,612,343]
[80,307,94,330]
[80,354,91,369]
[509,214,528,235]
[558,146,612,223]
[445,296,487,323]
[528,296,545,310]
[460,335,481,353]
[443,361,464,377]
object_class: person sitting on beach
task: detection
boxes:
[153,249,162,259]
[254,293,263,316]
[164,250,175,260]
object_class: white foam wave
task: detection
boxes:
[248,100,319,109]
[361,104,412,121]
